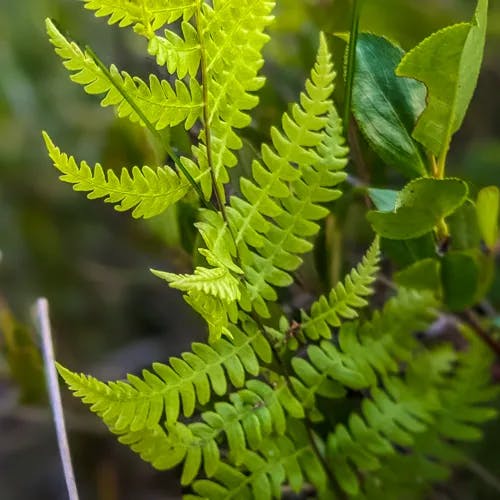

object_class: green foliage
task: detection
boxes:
[43,0,499,498]
[352,34,427,178]
[43,132,193,218]
[396,0,489,162]
[367,178,468,239]
[477,186,500,250]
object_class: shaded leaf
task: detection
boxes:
[352,34,427,177]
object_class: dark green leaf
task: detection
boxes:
[352,34,427,177]
[447,200,481,250]
[441,251,479,311]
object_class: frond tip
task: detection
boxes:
[43,132,191,218]
[300,236,381,339]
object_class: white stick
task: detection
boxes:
[35,298,80,500]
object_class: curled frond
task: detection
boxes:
[46,19,203,130]
[300,237,381,340]
[43,133,191,218]
[57,318,272,432]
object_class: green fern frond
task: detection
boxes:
[326,347,457,496]
[300,237,381,340]
[218,34,349,316]
[116,378,304,486]
[334,338,498,498]
[152,266,241,304]
[46,19,203,130]
[57,319,272,432]
[195,0,276,194]
[148,21,201,78]
[186,419,331,499]
[82,0,197,34]
[290,289,438,418]
[43,132,192,218]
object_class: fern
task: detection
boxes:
[44,2,499,499]
[46,19,203,131]
[43,132,193,218]
[290,289,439,417]
[115,378,304,485]
[57,317,272,431]
[300,236,381,340]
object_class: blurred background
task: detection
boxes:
[1,0,499,498]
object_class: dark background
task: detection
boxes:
[1,1,500,499]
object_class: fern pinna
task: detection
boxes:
[44,1,498,499]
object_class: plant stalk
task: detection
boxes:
[343,0,364,134]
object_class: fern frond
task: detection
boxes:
[290,289,439,417]
[195,0,276,194]
[82,0,197,34]
[116,378,304,486]
[334,337,499,498]
[222,34,348,316]
[46,19,203,130]
[300,237,381,340]
[152,266,241,304]
[148,21,201,79]
[326,347,457,496]
[43,132,192,218]
[57,318,272,432]
[186,419,331,499]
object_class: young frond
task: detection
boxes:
[115,378,304,486]
[43,133,191,218]
[300,236,381,340]
[46,19,203,130]
[148,22,201,79]
[195,0,276,194]
[83,0,197,34]
[219,34,348,316]
[57,319,272,432]
[152,266,241,304]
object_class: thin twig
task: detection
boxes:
[464,457,500,494]
[343,0,363,134]
[458,310,500,358]
[34,298,80,500]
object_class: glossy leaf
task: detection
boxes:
[352,34,427,177]
[396,0,489,157]
[367,178,468,239]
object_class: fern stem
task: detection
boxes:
[85,46,213,210]
[254,313,342,496]
[34,298,80,500]
[195,5,229,221]
[343,0,364,134]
